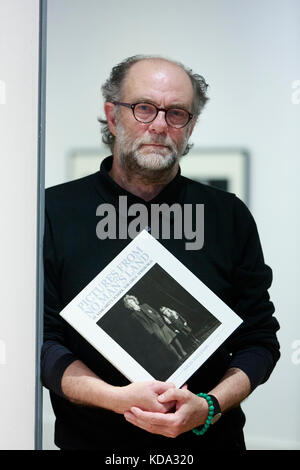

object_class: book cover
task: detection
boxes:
[60,230,242,387]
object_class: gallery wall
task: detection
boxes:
[0,0,40,449]
[44,0,300,449]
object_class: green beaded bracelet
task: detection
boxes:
[192,392,214,436]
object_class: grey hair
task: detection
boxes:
[98,55,209,155]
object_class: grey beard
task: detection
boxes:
[118,148,179,184]
[115,124,187,184]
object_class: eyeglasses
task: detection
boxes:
[113,101,193,129]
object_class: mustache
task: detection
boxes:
[135,135,176,150]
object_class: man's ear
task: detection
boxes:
[104,102,117,136]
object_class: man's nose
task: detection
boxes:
[148,110,168,133]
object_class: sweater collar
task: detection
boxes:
[95,156,186,208]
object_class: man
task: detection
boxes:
[42,55,280,451]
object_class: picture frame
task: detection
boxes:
[180,148,250,204]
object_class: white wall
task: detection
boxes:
[44,0,300,449]
[0,0,40,450]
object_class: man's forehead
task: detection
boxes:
[122,59,194,103]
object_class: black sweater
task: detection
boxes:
[41,156,280,450]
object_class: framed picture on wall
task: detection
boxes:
[67,147,250,204]
[180,148,250,204]
[66,148,107,181]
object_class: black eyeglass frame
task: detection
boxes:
[113,101,194,129]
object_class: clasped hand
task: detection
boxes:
[122,382,208,438]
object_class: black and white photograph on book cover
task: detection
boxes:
[97,263,221,381]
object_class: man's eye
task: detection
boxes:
[138,104,153,112]
[169,109,185,117]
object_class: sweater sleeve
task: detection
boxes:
[226,196,280,388]
[228,345,275,391]
[41,340,77,397]
[41,209,77,396]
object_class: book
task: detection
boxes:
[60,230,242,388]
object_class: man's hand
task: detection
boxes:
[61,360,175,414]
[123,368,251,438]
[124,387,208,438]
[114,381,176,415]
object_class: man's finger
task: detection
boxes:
[129,407,174,425]
[155,381,176,393]
[157,387,185,403]
[124,408,175,437]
